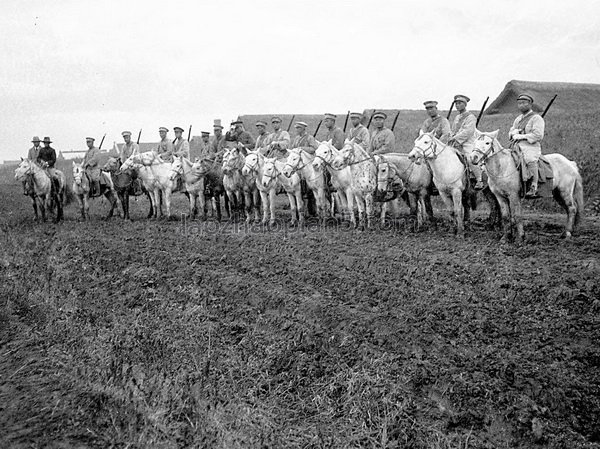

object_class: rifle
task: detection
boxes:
[476,96,489,128]
[99,133,106,150]
[313,120,323,138]
[446,101,455,120]
[343,110,350,133]
[366,111,375,129]
[136,129,142,145]
[187,125,192,142]
[541,94,557,118]
[391,111,401,131]
[287,115,296,132]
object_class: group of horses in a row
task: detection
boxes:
[14,129,584,243]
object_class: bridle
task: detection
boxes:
[243,155,260,174]
[337,143,374,168]
[283,149,310,176]
[473,136,522,179]
[262,160,280,184]
[222,150,244,175]
[472,136,497,165]
[412,135,449,161]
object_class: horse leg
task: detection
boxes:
[558,188,576,239]
[495,194,511,243]
[452,189,464,238]
[508,193,524,244]
[294,189,305,226]
[259,190,269,225]
[346,189,356,227]
[164,189,172,220]
[268,189,276,226]
[105,191,116,220]
[244,190,253,224]
[365,193,375,229]
[31,196,39,220]
[355,194,366,230]
[253,189,261,223]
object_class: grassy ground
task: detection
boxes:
[1,181,599,448]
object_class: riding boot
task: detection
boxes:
[525,161,539,197]
[93,180,101,197]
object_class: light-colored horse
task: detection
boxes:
[282,147,330,221]
[72,161,118,220]
[170,156,206,219]
[331,140,377,229]
[242,150,277,226]
[121,151,176,219]
[14,159,66,222]
[373,153,434,228]
[408,132,475,237]
[472,130,584,241]
[312,141,354,222]
[261,157,304,226]
[222,147,259,223]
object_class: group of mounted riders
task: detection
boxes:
[17,92,583,241]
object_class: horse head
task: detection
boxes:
[169,156,183,181]
[331,140,356,170]
[408,131,437,164]
[282,148,303,178]
[472,130,500,165]
[14,159,33,181]
[313,140,334,171]
[375,155,393,191]
[222,147,244,174]
[103,157,120,172]
[261,157,278,188]
[242,152,260,177]
[72,161,85,186]
[120,153,140,171]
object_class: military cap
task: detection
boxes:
[453,94,470,103]
[173,126,184,133]
[201,131,210,136]
[85,137,94,141]
[423,101,438,108]
[271,116,282,123]
[121,131,132,137]
[213,119,223,129]
[43,137,53,144]
[372,111,387,120]
[231,120,243,126]
[349,112,363,119]
[159,127,169,132]
[517,93,534,103]
[31,136,41,143]
[294,121,308,129]
[255,120,267,127]
[324,113,337,120]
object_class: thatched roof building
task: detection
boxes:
[485,80,600,115]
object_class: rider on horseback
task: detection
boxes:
[509,94,545,198]
[120,131,143,196]
[448,94,484,190]
[23,136,42,195]
[37,137,60,192]
[83,137,102,197]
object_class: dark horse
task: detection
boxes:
[193,156,231,221]
[103,157,154,220]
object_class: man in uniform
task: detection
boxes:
[448,94,483,189]
[157,127,174,162]
[420,101,451,143]
[199,132,211,156]
[23,136,42,194]
[265,116,291,158]
[323,113,345,150]
[509,93,545,197]
[83,137,102,196]
[370,111,395,154]
[210,120,226,162]
[173,126,190,159]
[346,112,370,151]
[227,120,255,154]
[119,131,139,163]
[254,121,271,155]
[290,122,319,154]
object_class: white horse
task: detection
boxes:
[222,147,260,223]
[14,159,66,222]
[71,161,119,221]
[170,156,206,219]
[373,153,435,228]
[121,151,176,219]
[242,150,277,226]
[261,157,304,226]
[408,132,474,238]
[282,147,330,221]
[472,130,584,242]
[312,141,354,222]
[331,140,377,229]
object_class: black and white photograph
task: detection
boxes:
[1,0,599,447]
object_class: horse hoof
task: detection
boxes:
[269,220,276,227]
[561,231,572,239]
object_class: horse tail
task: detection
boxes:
[573,165,584,227]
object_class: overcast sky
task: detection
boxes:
[2,0,599,160]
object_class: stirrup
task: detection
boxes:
[525,188,539,199]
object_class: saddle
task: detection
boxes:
[510,147,554,198]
